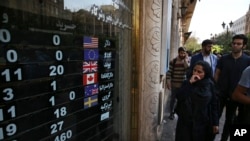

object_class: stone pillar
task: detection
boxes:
[170,0,181,59]
[138,0,163,140]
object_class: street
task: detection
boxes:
[160,102,228,141]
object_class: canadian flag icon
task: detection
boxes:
[83,73,98,85]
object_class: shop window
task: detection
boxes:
[0,0,132,140]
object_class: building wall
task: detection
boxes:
[231,15,246,34]
[133,0,189,140]
[245,5,250,35]
[137,0,167,140]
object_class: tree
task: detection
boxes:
[246,33,250,50]
[185,37,200,53]
[213,32,233,54]
[185,36,225,55]
[212,44,223,54]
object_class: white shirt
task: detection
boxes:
[203,55,211,66]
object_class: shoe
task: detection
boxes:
[168,114,175,120]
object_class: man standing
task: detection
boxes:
[214,34,250,141]
[232,66,250,124]
[190,39,218,76]
[166,47,189,120]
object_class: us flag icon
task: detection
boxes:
[83,36,98,48]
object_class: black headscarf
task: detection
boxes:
[191,60,215,96]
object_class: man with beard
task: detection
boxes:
[190,39,218,76]
[166,47,189,120]
[214,34,250,141]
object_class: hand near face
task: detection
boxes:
[213,126,219,134]
[189,74,201,84]
[184,56,190,63]
[190,64,205,83]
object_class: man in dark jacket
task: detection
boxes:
[214,34,250,141]
[190,39,217,76]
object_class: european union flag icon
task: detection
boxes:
[83,49,99,61]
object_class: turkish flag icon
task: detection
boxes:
[83,73,98,85]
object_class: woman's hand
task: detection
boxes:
[213,126,219,134]
[189,75,200,84]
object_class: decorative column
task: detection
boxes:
[138,0,163,140]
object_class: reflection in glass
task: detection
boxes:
[0,0,131,36]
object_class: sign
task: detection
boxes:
[0,5,116,140]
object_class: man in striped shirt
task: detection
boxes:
[166,47,190,120]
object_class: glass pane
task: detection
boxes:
[0,0,132,140]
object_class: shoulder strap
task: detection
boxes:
[173,58,177,66]
[171,58,177,68]
[171,58,177,78]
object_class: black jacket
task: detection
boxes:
[175,78,219,141]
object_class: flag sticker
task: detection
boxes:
[83,36,98,48]
[100,112,110,121]
[83,61,98,73]
[84,95,98,109]
[83,73,98,85]
[84,84,99,97]
[83,49,99,61]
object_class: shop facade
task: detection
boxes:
[0,0,196,140]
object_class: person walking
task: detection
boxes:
[214,34,250,141]
[232,66,250,124]
[166,47,189,120]
[175,60,219,141]
[190,39,218,76]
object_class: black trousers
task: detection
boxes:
[219,98,238,141]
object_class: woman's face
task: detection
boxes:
[192,64,205,79]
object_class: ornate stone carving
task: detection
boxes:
[147,0,162,22]
[145,60,160,88]
[141,0,163,140]
[147,27,161,56]
[142,92,159,141]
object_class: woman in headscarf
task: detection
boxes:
[175,60,219,141]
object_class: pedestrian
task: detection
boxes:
[166,47,189,120]
[232,66,250,124]
[189,39,218,76]
[175,60,219,141]
[214,34,250,141]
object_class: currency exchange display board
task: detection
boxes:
[0,5,116,141]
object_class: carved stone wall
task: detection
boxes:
[139,0,163,140]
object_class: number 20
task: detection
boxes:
[49,65,64,76]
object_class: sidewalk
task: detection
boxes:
[160,102,228,141]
